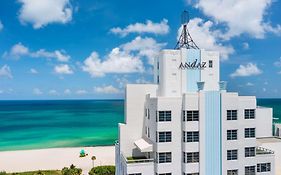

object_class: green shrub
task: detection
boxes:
[88,166,115,175]
[61,164,82,175]
[0,171,7,175]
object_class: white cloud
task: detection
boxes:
[18,0,73,29]
[0,90,3,94]
[82,36,165,77]
[242,42,250,50]
[136,77,151,84]
[4,43,70,62]
[110,19,169,37]
[263,87,267,92]
[33,88,43,95]
[121,36,166,65]
[30,68,38,74]
[76,89,87,95]
[82,48,144,77]
[0,20,3,31]
[274,57,281,67]
[115,76,129,88]
[180,18,234,60]
[192,0,281,39]
[9,43,29,59]
[49,89,58,95]
[0,65,13,79]
[64,89,71,94]
[94,85,120,94]
[54,64,73,74]
[230,63,262,78]
[246,82,254,86]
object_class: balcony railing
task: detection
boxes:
[121,153,154,164]
[126,157,154,164]
[256,147,274,155]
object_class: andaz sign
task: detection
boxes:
[178,59,207,70]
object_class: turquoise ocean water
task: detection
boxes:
[0,100,124,151]
[0,99,280,151]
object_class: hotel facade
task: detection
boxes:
[115,15,276,175]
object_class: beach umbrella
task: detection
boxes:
[80,149,85,157]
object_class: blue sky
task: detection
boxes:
[0,0,281,100]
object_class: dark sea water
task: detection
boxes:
[0,99,280,151]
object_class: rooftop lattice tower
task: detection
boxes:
[175,10,199,49]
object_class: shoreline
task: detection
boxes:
[0,144,116,152]
[0,146,115,174]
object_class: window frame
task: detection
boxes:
[157,152,172,164]
[183,131,199,142]
[245,147,256,157]
[183,110,199,121]
[183,152,199,163]
[227,129,238,140]
[257,163,271,172]
[245,128,256,138]
[157,131,172,143]
[244,109,255,119]
[245,165,256,175]
[157,111,172,122]
[227,149,238,160]
[227,110,238,120]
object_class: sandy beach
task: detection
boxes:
[0,146,115,174]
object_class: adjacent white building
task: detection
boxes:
[115,14,276,175]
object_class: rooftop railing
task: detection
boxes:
[256,146,274,155]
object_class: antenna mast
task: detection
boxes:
[175,10,199,50]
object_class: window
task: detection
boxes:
[245,128,255,138]
[129,174,141,175]
[145,108,150,119]
[157,62,159,69]
[183,152,199,163]
[156,173,172,175]
[227,110,237,120]
[183,131,199,142]
[147,127,150,138]
[245,166,255,175]
[209,60,213,68]
[157,131,172,142]
[157,111,171,122]
[245,147,255,157]
[227,150,238,160]
[257,163,271,172]
[157,75,160,84]
[227,169,238,175]
[184,173,199,175]
[157,152,172,163]
[227,130,238,140]
[245,109,255,119]
[183,110,199,121]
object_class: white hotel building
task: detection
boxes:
[115,13,277,175]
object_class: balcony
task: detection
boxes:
[126,156,154,164]
[121,153,154,174]
[256,147,274,155]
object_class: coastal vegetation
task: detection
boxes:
[88,166,115,175]
[2,170,61,175]
[1,165,83,175]
[61,165,82,175]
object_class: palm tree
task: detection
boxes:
[91,156,96,168]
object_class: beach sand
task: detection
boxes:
[0,146,115,175]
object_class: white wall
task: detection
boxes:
[119,84,158,157]
[200,50,219,91]
[256,107,273,138]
